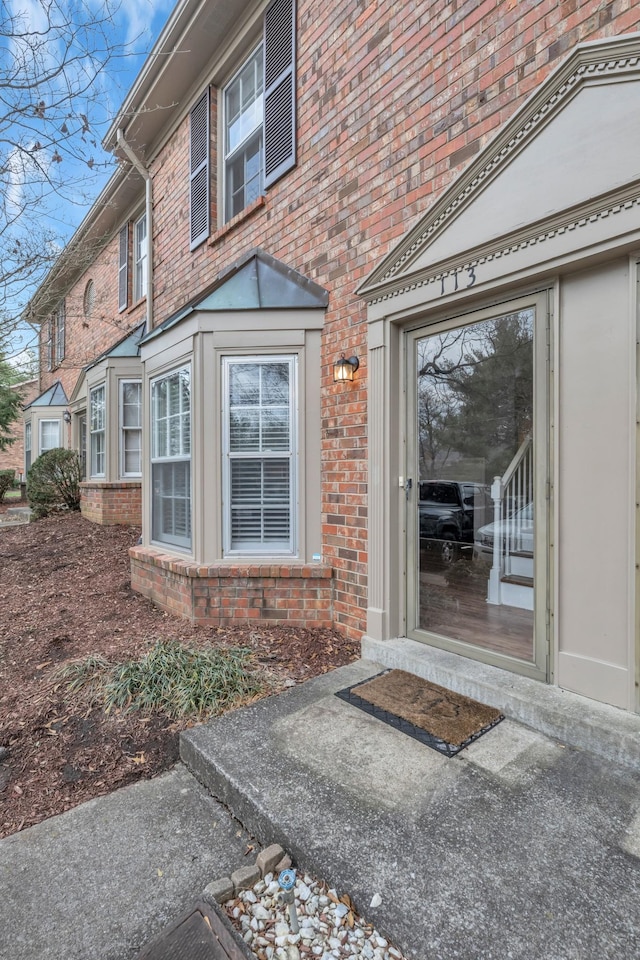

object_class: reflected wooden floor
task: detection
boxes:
[418,566,533,662]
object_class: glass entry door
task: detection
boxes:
[408,300,547,676]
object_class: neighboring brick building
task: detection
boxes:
[0,378,38,479]
[24,0,640,715]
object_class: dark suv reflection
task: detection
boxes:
[419,480,493,565]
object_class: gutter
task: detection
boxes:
[116,130,153,329]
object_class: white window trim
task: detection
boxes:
[223,43,264,224]
[89,383,106,478]
[118,223,129,311]
[39,418,61,456]
[134,213,147,302]
[119,379,142,478]
[54,301,65,365]
[25,421,32,473]
[150,364,192,550]
[222,354,298,557]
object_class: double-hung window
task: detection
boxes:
[118,223,128,311]
[224,46,264,221]
[90,384,106,477]
[189,0,296,235]
[39,419,60,455]
[54,302,65,365]
[45,319,53,371]
[151,366,191,549]
[120,380,142,477]
[223,356,296,555]
[134,213,147,301]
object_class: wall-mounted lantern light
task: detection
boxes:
[333,354,359,383]
[63,410,72,424]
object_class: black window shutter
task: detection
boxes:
[190,89,210,249]
[264,0,296,189]
[118,224,128,311]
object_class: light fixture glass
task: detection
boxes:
[333,354,359,383]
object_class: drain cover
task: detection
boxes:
[137,901,251,960]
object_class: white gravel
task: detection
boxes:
[224,870,409,960]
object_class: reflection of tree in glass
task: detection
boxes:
[417,311,533,480]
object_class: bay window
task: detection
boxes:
[120,380,142,477]
[90,385,106,477]
[25,421,32,473]
[223,356,296,555]
[151,366,191,549]
[39,419,61,454]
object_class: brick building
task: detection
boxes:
[24,0,640,715]
[0,378,38,479]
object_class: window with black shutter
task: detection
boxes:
[220,0,296,224]
[190,89,210,249]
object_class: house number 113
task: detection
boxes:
[439,266,477,296]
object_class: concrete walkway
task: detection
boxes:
[2,657,640,960]
[0,765,255,960]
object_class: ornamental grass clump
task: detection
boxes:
[58,641,264,719]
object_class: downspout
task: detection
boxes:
[116,129,153,329]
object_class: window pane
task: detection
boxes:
[152,461,191,548]
[230,364,260,405]
[40,420,60,452]
[262,363,289,403]
[230,410,260,451]
[151,367,191,548]
[262,408,289,450]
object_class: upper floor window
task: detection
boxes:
[83,280,95,319]
[224,46,264,222]
[118,223,128,312]
[46,302,65,370]
[189,0,296,238]
[134,213,147,301]
[55,302,65,365]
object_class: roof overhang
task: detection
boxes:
[104,0,266,161]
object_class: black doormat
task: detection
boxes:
[336,669,504,757]
[137,900,253,960]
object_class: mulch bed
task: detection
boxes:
[0,506,359,839]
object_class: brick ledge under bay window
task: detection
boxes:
[129,544,334,627]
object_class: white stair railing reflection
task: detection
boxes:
[487,436,533,605]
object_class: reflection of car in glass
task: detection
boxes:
[419,481,493,565]
[474,502,534,560]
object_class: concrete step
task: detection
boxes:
[179,659,640,960]
[362,636,640,771]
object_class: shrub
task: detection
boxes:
[0,469,14,502]
[27,448,82,518]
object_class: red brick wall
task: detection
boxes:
[130,546,334,627]
[37,229,147,403]
[80,481,142,525]
[141,0,640,637]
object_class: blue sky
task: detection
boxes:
[4,0,175,365]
